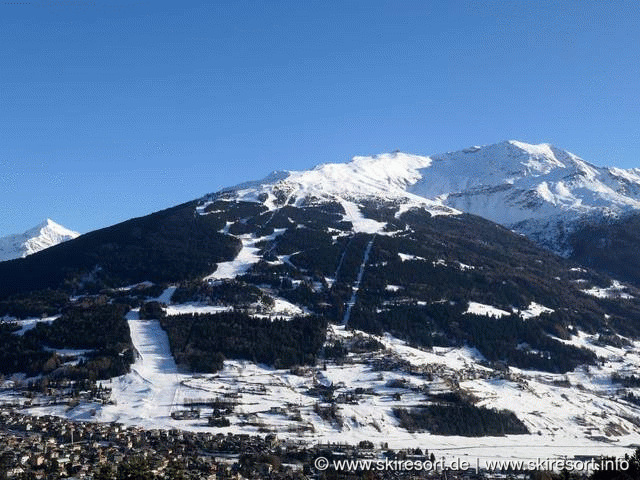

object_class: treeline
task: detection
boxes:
[235,204,640,366]
[32,303,134,380]
[0,202,241,298]
[393,404,529,436]
[172,280,273,307]
[612,373,640,388]
[0,324,52,376]
[589,448,640,480]
[160,312,328,372]
[30,304,131,350]
[454,311,597,372]
[200,201,640,375]
[361,212,640,335]
[570,213,640,287]
[107,283,165,301]
[349,303,597,373]
[0,289,68,319]
[0,304,134,380]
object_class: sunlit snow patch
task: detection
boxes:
[582,280,633,299]
[398,253,426,262]
[271,297,305,316]
[204,229,285,282]
[4,316,59,336]
[518,302,554,320]
[465,301,511,318]
[338,199,387,234]
[164,304,232,316]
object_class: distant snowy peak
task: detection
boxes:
[0,219,79,262]
[23,219,79,256]
[211,140,640,253]
[410,140,640,253]
[413,140,640,224]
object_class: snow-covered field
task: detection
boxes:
[582,280,634,300]
[11,314,640,463]
[1,315,59,336]
[465,302,511,318]
[464,301,556,320]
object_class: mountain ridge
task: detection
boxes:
[214,140,640,254]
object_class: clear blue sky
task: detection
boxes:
[1,0,639,234]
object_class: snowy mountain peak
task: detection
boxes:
[217,151,456,220]
[417,140,640,217]
[426,140,578,185]
[210,140,640,254]
[0,219,79,262]
[39,218,59,228]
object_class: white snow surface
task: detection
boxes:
[98,315,181,426]
[465,301,512,318]
[518,302,555,320]
[271,297,305,316]
[204,229,285,282]
[338,199,388,234]
[18,322,640,463]
[0,219,79,262]
[582,280,633,299]
[465,301,554,320]
[153,286,177,304]
[209,140,640,253]
[3,316,59,336]
[214,152,459,221]
[411,141,640,228]
[398,253,427,262]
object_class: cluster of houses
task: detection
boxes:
[0,409,304,479]
[1,377,113,412]
[0,407,542,479]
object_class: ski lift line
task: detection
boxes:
[343,235,375,327]
[333,235,355,282]
[264,191,296,226]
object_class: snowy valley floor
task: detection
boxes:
[3,306,639,464]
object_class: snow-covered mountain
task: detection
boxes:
[218,140,640,253]
[415,141,640,253]
[0,219,79,262]
[5,140,640,461]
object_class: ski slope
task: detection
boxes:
[98,311,181,427]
